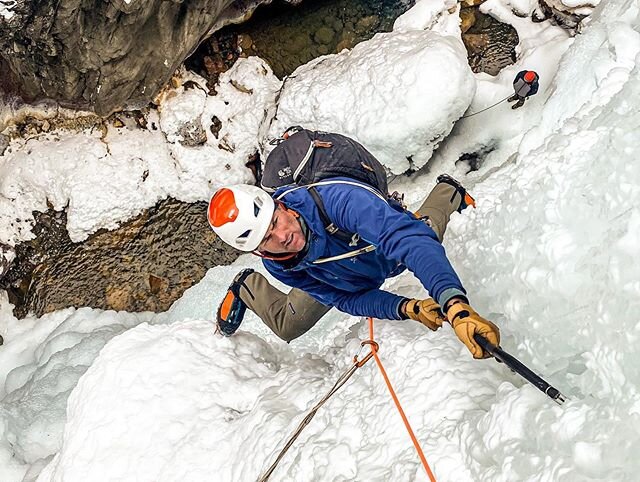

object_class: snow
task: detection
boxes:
[1,0,640,480]
[265,28,475,174]
[393,0,459,33]
[0,0,17,21]
[545,0,602,16]
[0,58,278,245]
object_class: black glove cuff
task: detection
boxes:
[443,295,469,315]
[398,298,411,320]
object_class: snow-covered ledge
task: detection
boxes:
[263,28,475,174]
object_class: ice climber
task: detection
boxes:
[208,130,501,359]
[507,70,539,109]
[208,126,500,358]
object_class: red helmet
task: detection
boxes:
[523,71,537,83]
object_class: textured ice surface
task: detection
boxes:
[1,0,640,481]
[264,29,475,174]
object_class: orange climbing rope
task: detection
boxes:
[365,317,436,482]
[258,317,436,482]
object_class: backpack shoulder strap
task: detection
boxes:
[275,179,390,257]
[307,186,359,246]
[306,179,388,202]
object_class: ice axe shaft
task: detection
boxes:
[473,334,566,405]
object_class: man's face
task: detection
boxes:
[258,204,306,254]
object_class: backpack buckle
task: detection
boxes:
[326,223,339,235]
[390,191,407,210]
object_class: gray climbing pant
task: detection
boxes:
[239,182,464,342]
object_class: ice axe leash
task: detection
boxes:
[473,334,567,405]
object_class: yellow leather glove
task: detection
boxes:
[402,298,446,331]
[446,302,500,359]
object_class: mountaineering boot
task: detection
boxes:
[511,98,525,109]
[216,268,255,336]
[436,174,476,212]
[507,94,519,103]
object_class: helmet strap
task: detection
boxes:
[252,202,303,262]
[252,250,298,261]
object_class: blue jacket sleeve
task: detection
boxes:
[263,260,406,320]
[324,184,466,307]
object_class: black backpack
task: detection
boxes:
[261,127,388,195]
[261,127,392,253]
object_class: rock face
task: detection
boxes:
[538,0,592,29]
[0,0,274,115]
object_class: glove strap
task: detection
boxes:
[446,302,470,324]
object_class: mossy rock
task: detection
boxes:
[314,27,335,45]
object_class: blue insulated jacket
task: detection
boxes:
[263,179,466,320]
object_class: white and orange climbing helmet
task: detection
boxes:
[208,185,275,251]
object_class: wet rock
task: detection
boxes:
[286,34,311,53]
[134,111,148,129]
[355,15,379,34]
[0,133,9,156]
[461,0,486,6]
[0,89,62,133]
[0,243,16,279]
[245,151,262,180]
[237,34,253,51]
[105,285,133,312]
[210,115,223,138]
[178,120,208,147]
[190,0,412,80]
[462,8,518,76]
[460,7,477,33]
[538,0,589,29]
[314,27,335,45]
[463,33,490,52]
[0,0,288,115]
[147,273,167,295]
[336,32,357,52]
[4,198,241,319]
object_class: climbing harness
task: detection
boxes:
[474,334,567,404]
[258,317,437,482]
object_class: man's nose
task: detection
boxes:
[274,230,288,244]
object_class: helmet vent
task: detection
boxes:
[207,184,274,252]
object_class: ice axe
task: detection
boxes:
[474,334,567,405]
